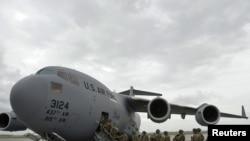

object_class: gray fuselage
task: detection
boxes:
[10,66,140,141]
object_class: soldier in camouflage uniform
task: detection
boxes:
[163,131,170,141]
[174,130,185,141]
[117,132,129,141]
[140,131,149,141]
[197,128,204,141]
[110,125,119,140]
[151,129,162,141]
[131,131,139,141]
[191,128,199,141]
[102,119,113,133]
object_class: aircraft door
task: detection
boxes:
[100,112,109,123]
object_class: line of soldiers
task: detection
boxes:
[136,129,171,141]
[100,120,171,141]
[100,119,204,141]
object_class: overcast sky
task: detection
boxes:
[1,0,250,134]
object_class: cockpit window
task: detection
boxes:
[68,73,79,86]
[36,69,55,75]
[57,71,68,81]
[51,82,62,94]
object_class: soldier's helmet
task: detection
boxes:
[156,129,160,133]
[179,129,184,134]
[193,128,197,132]
[164,131,168,135]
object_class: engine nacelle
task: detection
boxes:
[0,112,27,131]
[195,104,220,126]
[147,97,171,123]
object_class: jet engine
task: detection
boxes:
[147,97,171,123]
[0,112,27,131]
[195,104,220,126]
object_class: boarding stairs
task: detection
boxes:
[25,132,66,141]
[25,128,114,141]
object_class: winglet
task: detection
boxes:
[242,105,248,119]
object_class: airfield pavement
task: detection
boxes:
[0,139,32,141]
[0,137,33,141]
[0,133,208,141]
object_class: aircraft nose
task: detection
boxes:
[10,75,48,121]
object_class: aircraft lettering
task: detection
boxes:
[44,116,57,122]
[83,81,116,101]
[46,110,60,115]
[90,84,95,91]
[50,99,69,110]
[84,81,96,92]
[97,87,105,95]
[62,112,69,116]
[58,118,66,123]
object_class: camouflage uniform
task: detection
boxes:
[163,131,170,141]
[110,126,119,139]
[152,129,162,141]
[140,131,149,141]
[197,128,204,141]
[174,130,185,141]
[131,132,139,141]
[191,128,199,141]
[117,133,129,141]
[103,120,113,133]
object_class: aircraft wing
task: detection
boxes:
[220,105,248,119]
[122,87,248,125]
[170,104,248,119]
[126,98,197,114]
[127,97,149,112]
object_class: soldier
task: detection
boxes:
[110,125,119,139]
[140,131,149,141]
[102,119,113,133]
[151,129,162,141]
[131,131,139,141]
[117,132,129,141]
[191,128,198,141]
[174,130,185,141]
[196,128,204,141]
[163,131,170,141]
[150,133,156,141]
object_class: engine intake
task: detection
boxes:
[195,104,220,126]
[0,112,27,131]
[147,97,171,123]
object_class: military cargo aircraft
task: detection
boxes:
[0,66,248,141]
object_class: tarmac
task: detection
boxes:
[0,138,33,141]
[0,133,208,141]
[0,135,34,141]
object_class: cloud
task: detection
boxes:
[0,46,21,112]
[171,90,217,106]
